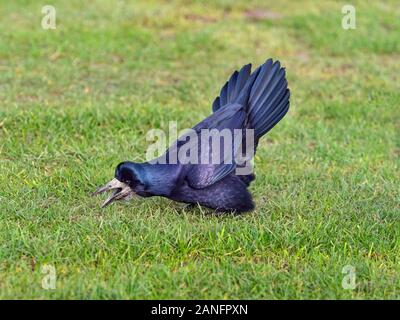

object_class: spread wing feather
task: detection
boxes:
[159,59,290,189]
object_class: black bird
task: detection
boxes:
[94,59,290,213]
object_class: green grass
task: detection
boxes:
[0,0,399,299]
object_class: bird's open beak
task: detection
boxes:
[92,178,134,208]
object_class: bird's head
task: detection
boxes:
[92,162,145,208]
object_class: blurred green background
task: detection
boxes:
[0,0,399,299]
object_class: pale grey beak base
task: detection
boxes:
[92,178,134,208]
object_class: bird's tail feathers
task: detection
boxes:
[236,59,290,140]
[212,59,290,140]
[212,63,252,112]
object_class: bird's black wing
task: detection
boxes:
[158,102,246,189]
[185,103,247,188]
[161,59,290,190]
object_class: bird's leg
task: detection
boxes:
[184,203,197,210]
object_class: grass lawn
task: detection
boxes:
[0,0,399,299]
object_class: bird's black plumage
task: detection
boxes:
[95,59,290,213]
